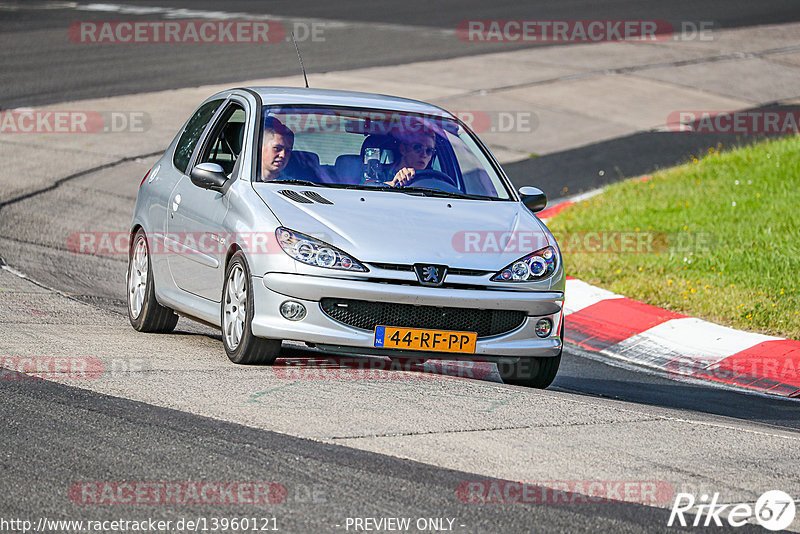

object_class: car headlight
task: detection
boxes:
[491,246,557,282]
[275,227,367,272]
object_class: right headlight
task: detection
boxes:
[275,227,367,272]
[491,246,557,282]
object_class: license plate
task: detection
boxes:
[373,326,477,354]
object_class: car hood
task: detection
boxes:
[253,185,552,270]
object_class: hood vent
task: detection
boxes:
[302,191,334,204]
[278,190,314,203]
[277,189,334,205]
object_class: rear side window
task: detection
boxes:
[173,99,223,173]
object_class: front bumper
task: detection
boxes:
[251,272,564,358]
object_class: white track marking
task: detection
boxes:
[564,278,622,315]
[610,317,780,370]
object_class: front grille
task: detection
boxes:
[369,262,414,272]
[448,267,493,277]
[369,263,492,277]
[320,298,526,338]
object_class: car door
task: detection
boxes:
[166,99,248,301]
[144,98,223,285]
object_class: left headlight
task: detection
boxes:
[275,227,368,272]
[491,246,558,282]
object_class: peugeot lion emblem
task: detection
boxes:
[414,264,448,287]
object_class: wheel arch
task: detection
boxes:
[129,224,144,255]
[225,243,243,271]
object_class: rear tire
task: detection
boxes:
[497,317,563,388]
[127,229,178,333]
[222,251,281,365]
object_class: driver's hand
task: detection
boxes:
[388,167,415,187]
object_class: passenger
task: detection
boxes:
[260,117,294,181]
[382,130,437,187]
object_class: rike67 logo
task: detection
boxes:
[669,490,796,530]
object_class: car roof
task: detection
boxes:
[241,87,455,117]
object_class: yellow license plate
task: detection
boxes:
[374,326,477,354]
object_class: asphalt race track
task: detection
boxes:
[1,2,799,533]
[3,0,800,108]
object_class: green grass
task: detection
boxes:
[548,136,800,339]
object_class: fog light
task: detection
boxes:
[535,318,552,338]
[280,301,306,321]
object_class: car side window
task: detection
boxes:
[198,105,246,176]
[173,99,223,174]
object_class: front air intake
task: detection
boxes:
[320,298,526,338]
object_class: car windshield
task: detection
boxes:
[257,106,512,200]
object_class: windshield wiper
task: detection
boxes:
[265,181,502,200]
[268,180,391,191]
[396,187,502,200]
[326,183,393,191]
[269,179,325,187]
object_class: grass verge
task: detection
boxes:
[548,135,800,339]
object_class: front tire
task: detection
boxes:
[497,317,563,388]
[222,251,281,365]
[497,354,561,388]
[127,229,178,333]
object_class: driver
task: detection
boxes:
[260,117,294,181]
[381,130,437,187]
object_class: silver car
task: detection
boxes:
[127,87,565,387]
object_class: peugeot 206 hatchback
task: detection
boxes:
[127,87,564,387]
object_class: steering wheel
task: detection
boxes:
[406,169,459,188]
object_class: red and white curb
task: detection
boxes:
[540,192,800,399]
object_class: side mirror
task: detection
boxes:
[519,186,547,213]
[190,162,228,191]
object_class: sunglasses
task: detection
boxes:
[410,143,436,157]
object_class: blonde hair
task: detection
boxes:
[395,128,435,146]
